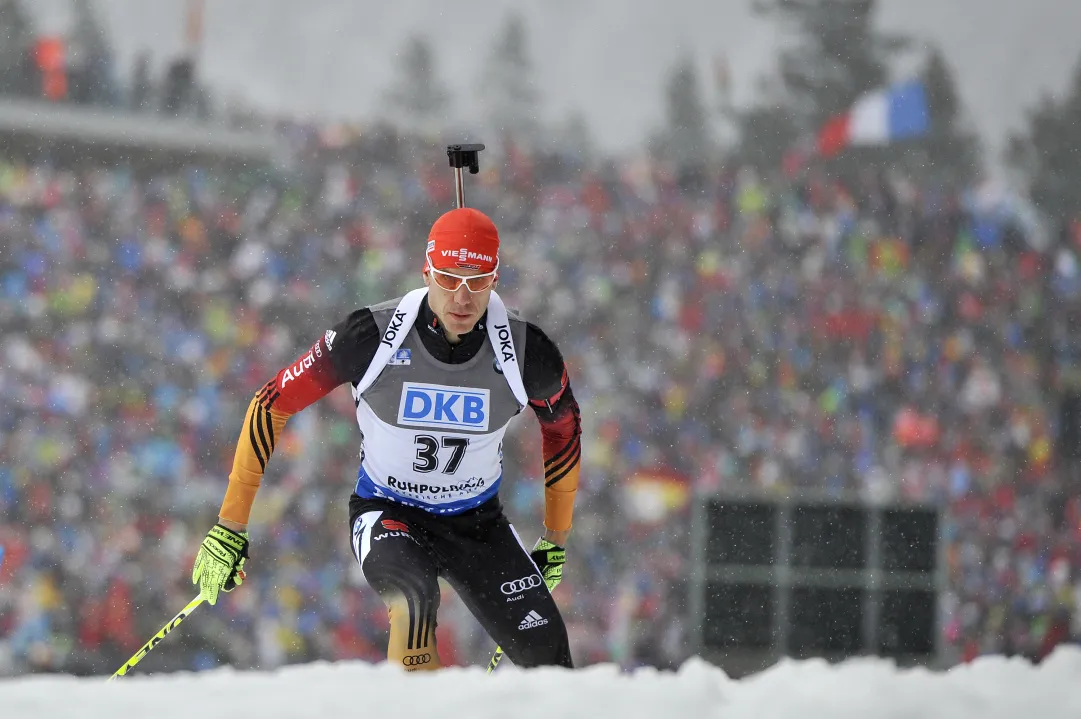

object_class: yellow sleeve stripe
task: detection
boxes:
[544,466,579,533]
[219,392,292,525]
[544,436,581,487]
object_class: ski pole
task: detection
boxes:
[486,645,506,674]
[108,594,204,680]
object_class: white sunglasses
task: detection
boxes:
[426,251,499,293]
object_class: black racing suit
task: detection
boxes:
[337,300,579,669]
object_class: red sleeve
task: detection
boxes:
[273,307,382,413]
[272,334,345,414]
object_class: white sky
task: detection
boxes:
[25,0,1081,158]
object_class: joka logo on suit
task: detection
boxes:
[398,382,490,432]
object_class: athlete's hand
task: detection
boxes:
[192,524,249,605]
[530,538,566,591]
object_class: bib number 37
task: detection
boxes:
[413,435,469,474]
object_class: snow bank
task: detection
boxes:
[5,648,1081,719]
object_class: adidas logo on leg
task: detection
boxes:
[518,610,549,630]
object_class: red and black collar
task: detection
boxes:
[417,298,488,364]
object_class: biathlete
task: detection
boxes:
[191,206,582,670]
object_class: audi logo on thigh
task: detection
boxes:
[402,653,431,667]
[501,575,543,595]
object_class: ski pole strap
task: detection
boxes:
[108,595,204,681]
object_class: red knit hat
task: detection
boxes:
[425,208,500,273]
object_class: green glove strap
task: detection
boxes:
[531,538,566,591]
[192,524,249,605]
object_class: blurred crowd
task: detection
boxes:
[2,127,1081,676]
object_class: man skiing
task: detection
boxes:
[191,205,581,670]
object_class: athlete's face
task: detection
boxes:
[423,266,496,344]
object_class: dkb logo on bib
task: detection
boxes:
[398,382,490,432]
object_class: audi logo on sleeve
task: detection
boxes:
[402,653,431,667]
[501,575,543,595]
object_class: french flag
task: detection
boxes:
[817,80,930,158]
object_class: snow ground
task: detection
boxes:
[4,647,1081,719]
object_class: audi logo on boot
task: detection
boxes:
[501,575,543,595]
[402,653,431,667]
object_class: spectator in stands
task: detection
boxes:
[0,129,1079,675]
